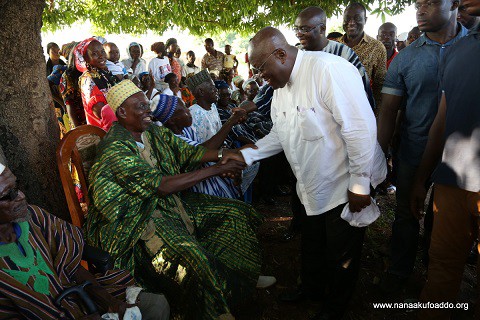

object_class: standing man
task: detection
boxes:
[242,26,385,319]
[458,0,480,29]
[411,1,480,318]
[282,6,377,241]
[377,0,467,293]
[335,2,387,108]
[294,6,375,109]
[201,38,225,77]
[377,22,398,69]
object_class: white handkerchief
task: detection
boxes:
[340,197,380,227]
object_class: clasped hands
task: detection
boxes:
[215,145,257,180]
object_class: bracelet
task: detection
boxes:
[218,148,224,160]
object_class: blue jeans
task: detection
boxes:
[388,161,420,278]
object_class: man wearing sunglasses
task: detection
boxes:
[241,27,386,319]
[0,163,169,319]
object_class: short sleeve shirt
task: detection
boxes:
[434,25,480,192]
[381,24,468,166]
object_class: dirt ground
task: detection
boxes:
[235,193,477,320]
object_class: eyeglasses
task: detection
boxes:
[251,48,279,75]
[0,188,18,202]
[293,24,323,35]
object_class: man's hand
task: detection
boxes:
[220,148,245,165]
[215,159,246,178]
[348,190,371,213]
[229,108,247,124]
[410,181,427,220]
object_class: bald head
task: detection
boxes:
[248,27,297,89]
[297,6,327,24]
[249,26,290,56]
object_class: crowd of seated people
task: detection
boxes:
[29,1,480,318]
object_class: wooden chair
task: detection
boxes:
[56,125,106,228]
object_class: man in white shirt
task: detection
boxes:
[241,27,384,319]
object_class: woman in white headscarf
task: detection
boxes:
[121,42,147,78]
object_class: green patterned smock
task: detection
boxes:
[85,122,262,319]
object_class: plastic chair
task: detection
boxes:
[56,125,106,228]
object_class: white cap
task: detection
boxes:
[0,163,5,175]
[397,32,408,42]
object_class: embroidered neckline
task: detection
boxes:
[0,222,54,295]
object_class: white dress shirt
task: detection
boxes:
[241,50,385,216]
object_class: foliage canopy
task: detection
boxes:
[43,0,414,36]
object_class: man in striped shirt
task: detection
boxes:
[0,164,169,319]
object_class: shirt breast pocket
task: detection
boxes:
[297,107,324,141]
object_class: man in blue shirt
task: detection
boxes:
[410,1,480,317]
[377,0,468,293]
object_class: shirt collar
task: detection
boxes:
[416,23,469,47]
[469,23,480,36]
[340,32,369,45]
[288,49,303,85]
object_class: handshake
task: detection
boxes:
[214,145,256,180]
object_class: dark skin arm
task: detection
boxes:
[92,102,105,120]
[410,93,447,219]
[145,72,155,100]
[237,100,257,113]
[157,155,246,197]
[200,108,247,149]
[377,93,404,155]
[72,265,132,319]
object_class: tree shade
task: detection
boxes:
[43,0,414,36]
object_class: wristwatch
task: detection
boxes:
[218,148,224,160]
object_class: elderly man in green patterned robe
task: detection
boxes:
[85,80,269,320]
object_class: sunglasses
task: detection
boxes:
[0,188,18,202]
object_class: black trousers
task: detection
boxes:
[300,203,366,315]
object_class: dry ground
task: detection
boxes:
[234,193,477,320]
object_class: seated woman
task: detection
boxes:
[59,42,87,128]
[121,42,147,78]
[148,42,171,92]
[86,80,274,320]
[75,38,120,131]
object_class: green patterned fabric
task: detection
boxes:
[0,222,54,295]
[85,122,262,319]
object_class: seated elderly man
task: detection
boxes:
[0,164,169,319]
[85,80,271,320]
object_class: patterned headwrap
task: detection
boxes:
[186,69,211,94]
[60,41,78,59]
[47,65,67,85]
[214,80,229,89]
[242,78,258,91]
[93,36,107,45]
[106,79,143,112]
[74,38,97,73]
[150,94,179,123]
[232,75,244,88]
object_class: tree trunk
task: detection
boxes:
[0,0,69,219]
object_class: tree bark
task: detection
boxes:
[0,0,69,219]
